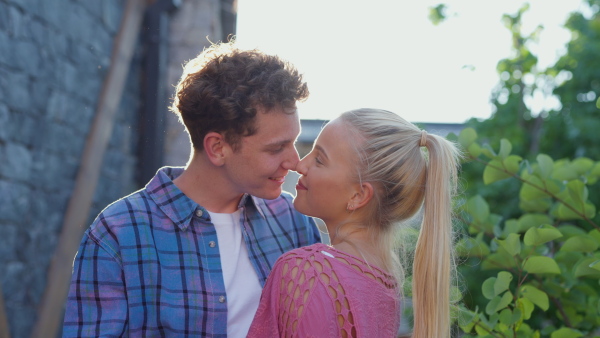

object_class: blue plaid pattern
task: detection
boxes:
[63,167,320,337]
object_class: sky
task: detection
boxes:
[236,0,585,123]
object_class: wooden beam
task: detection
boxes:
[30,0,146,336]
[0,283,10,338]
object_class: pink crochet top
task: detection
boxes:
[247,243,400,338]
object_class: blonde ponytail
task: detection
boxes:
[338,109,460,338]
[412,134,459,338]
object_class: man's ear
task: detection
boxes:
[204,132,228,166]
[348,182,374,211]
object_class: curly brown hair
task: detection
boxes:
[170,42,309,151]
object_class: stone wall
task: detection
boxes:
[0,0,142,336]
[164,0,232,167]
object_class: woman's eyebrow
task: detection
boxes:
[314,144,328,159]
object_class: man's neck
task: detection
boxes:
[173,154,243,213]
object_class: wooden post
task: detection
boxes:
[30,0,146,336]
[0,283,10,338]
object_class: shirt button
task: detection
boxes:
[219,296,226,303]
[195,210,203,217]
[209,241,216,248]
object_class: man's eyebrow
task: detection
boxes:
[264,139,293,148]
[314,144,328,159]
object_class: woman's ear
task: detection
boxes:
[204,132,227,166]
[348,182,374,210]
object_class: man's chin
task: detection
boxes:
[254,188,282,200]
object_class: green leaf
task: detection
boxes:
[523,256,561,274]
[498,138,512,159]
[494,271,513,296]
[552,160,578,181]
[458,127,477,148]
[517,298,534,320]
[542,325,558,336]
[445,132,458,142]
[571,157,594,175]
[501,219,520,238]
[511,308,523,327]
[485,291,513,315]
[554,251,583,272]
[456,237,490,257]
[498,308,521,327]
[557,224,587,238]
[574,257,600,278]
[556,201,596,220]
[537,154,554,179]
[520,175,547,201]
[566,180,587,206]
[484,159,512,184]
[450,286,462,303]
[428,4,448,25]
[503,155,522,175]
[457,306,478,333]
[497,233,521,256]
[482,251,518,270]
[466,195,490,223]
[589,229,600,245]
[482,277,496,300]
[550,327,583,338]
[584,202,596,218]
[520,285,549,311]
[481,143,496,158]
[517,214,552,233]
[467,142,482,158]
[544,179,562,195]
[560,235,599,252]
[519,198,552,213]
[597,96,600,109]
[591,162,600,177]
[523,224,563,246]
[474,321,492,336]
[498,308,513,326]
[588,259,600,271]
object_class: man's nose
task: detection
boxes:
[294,155,309,175]
[282,146,300,171]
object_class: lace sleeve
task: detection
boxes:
[247,255,286,337]
[248,250,322,337]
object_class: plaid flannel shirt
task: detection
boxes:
[62,167,320,337]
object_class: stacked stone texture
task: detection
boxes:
[0,0,142,336]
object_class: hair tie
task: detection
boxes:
[419,130,428,147]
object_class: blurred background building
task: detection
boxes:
[0,0,462,336]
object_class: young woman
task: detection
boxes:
[247,108,461,338]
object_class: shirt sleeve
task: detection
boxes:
[62,232,128,337]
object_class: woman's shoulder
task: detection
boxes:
[270,243,331,276]
[277,243,329,260]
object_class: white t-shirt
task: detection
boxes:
[208,209,263,338]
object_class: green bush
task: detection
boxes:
[454,128,600,337]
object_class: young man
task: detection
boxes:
[62,42,321,337]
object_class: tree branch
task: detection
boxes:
[472,157,599,230]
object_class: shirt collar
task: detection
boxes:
[239,194,267,220]
[146,167,197,231]
[146,167,266,230]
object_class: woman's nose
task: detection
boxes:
[294,155,309,175]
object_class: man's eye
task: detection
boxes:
[315,156,323,165]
